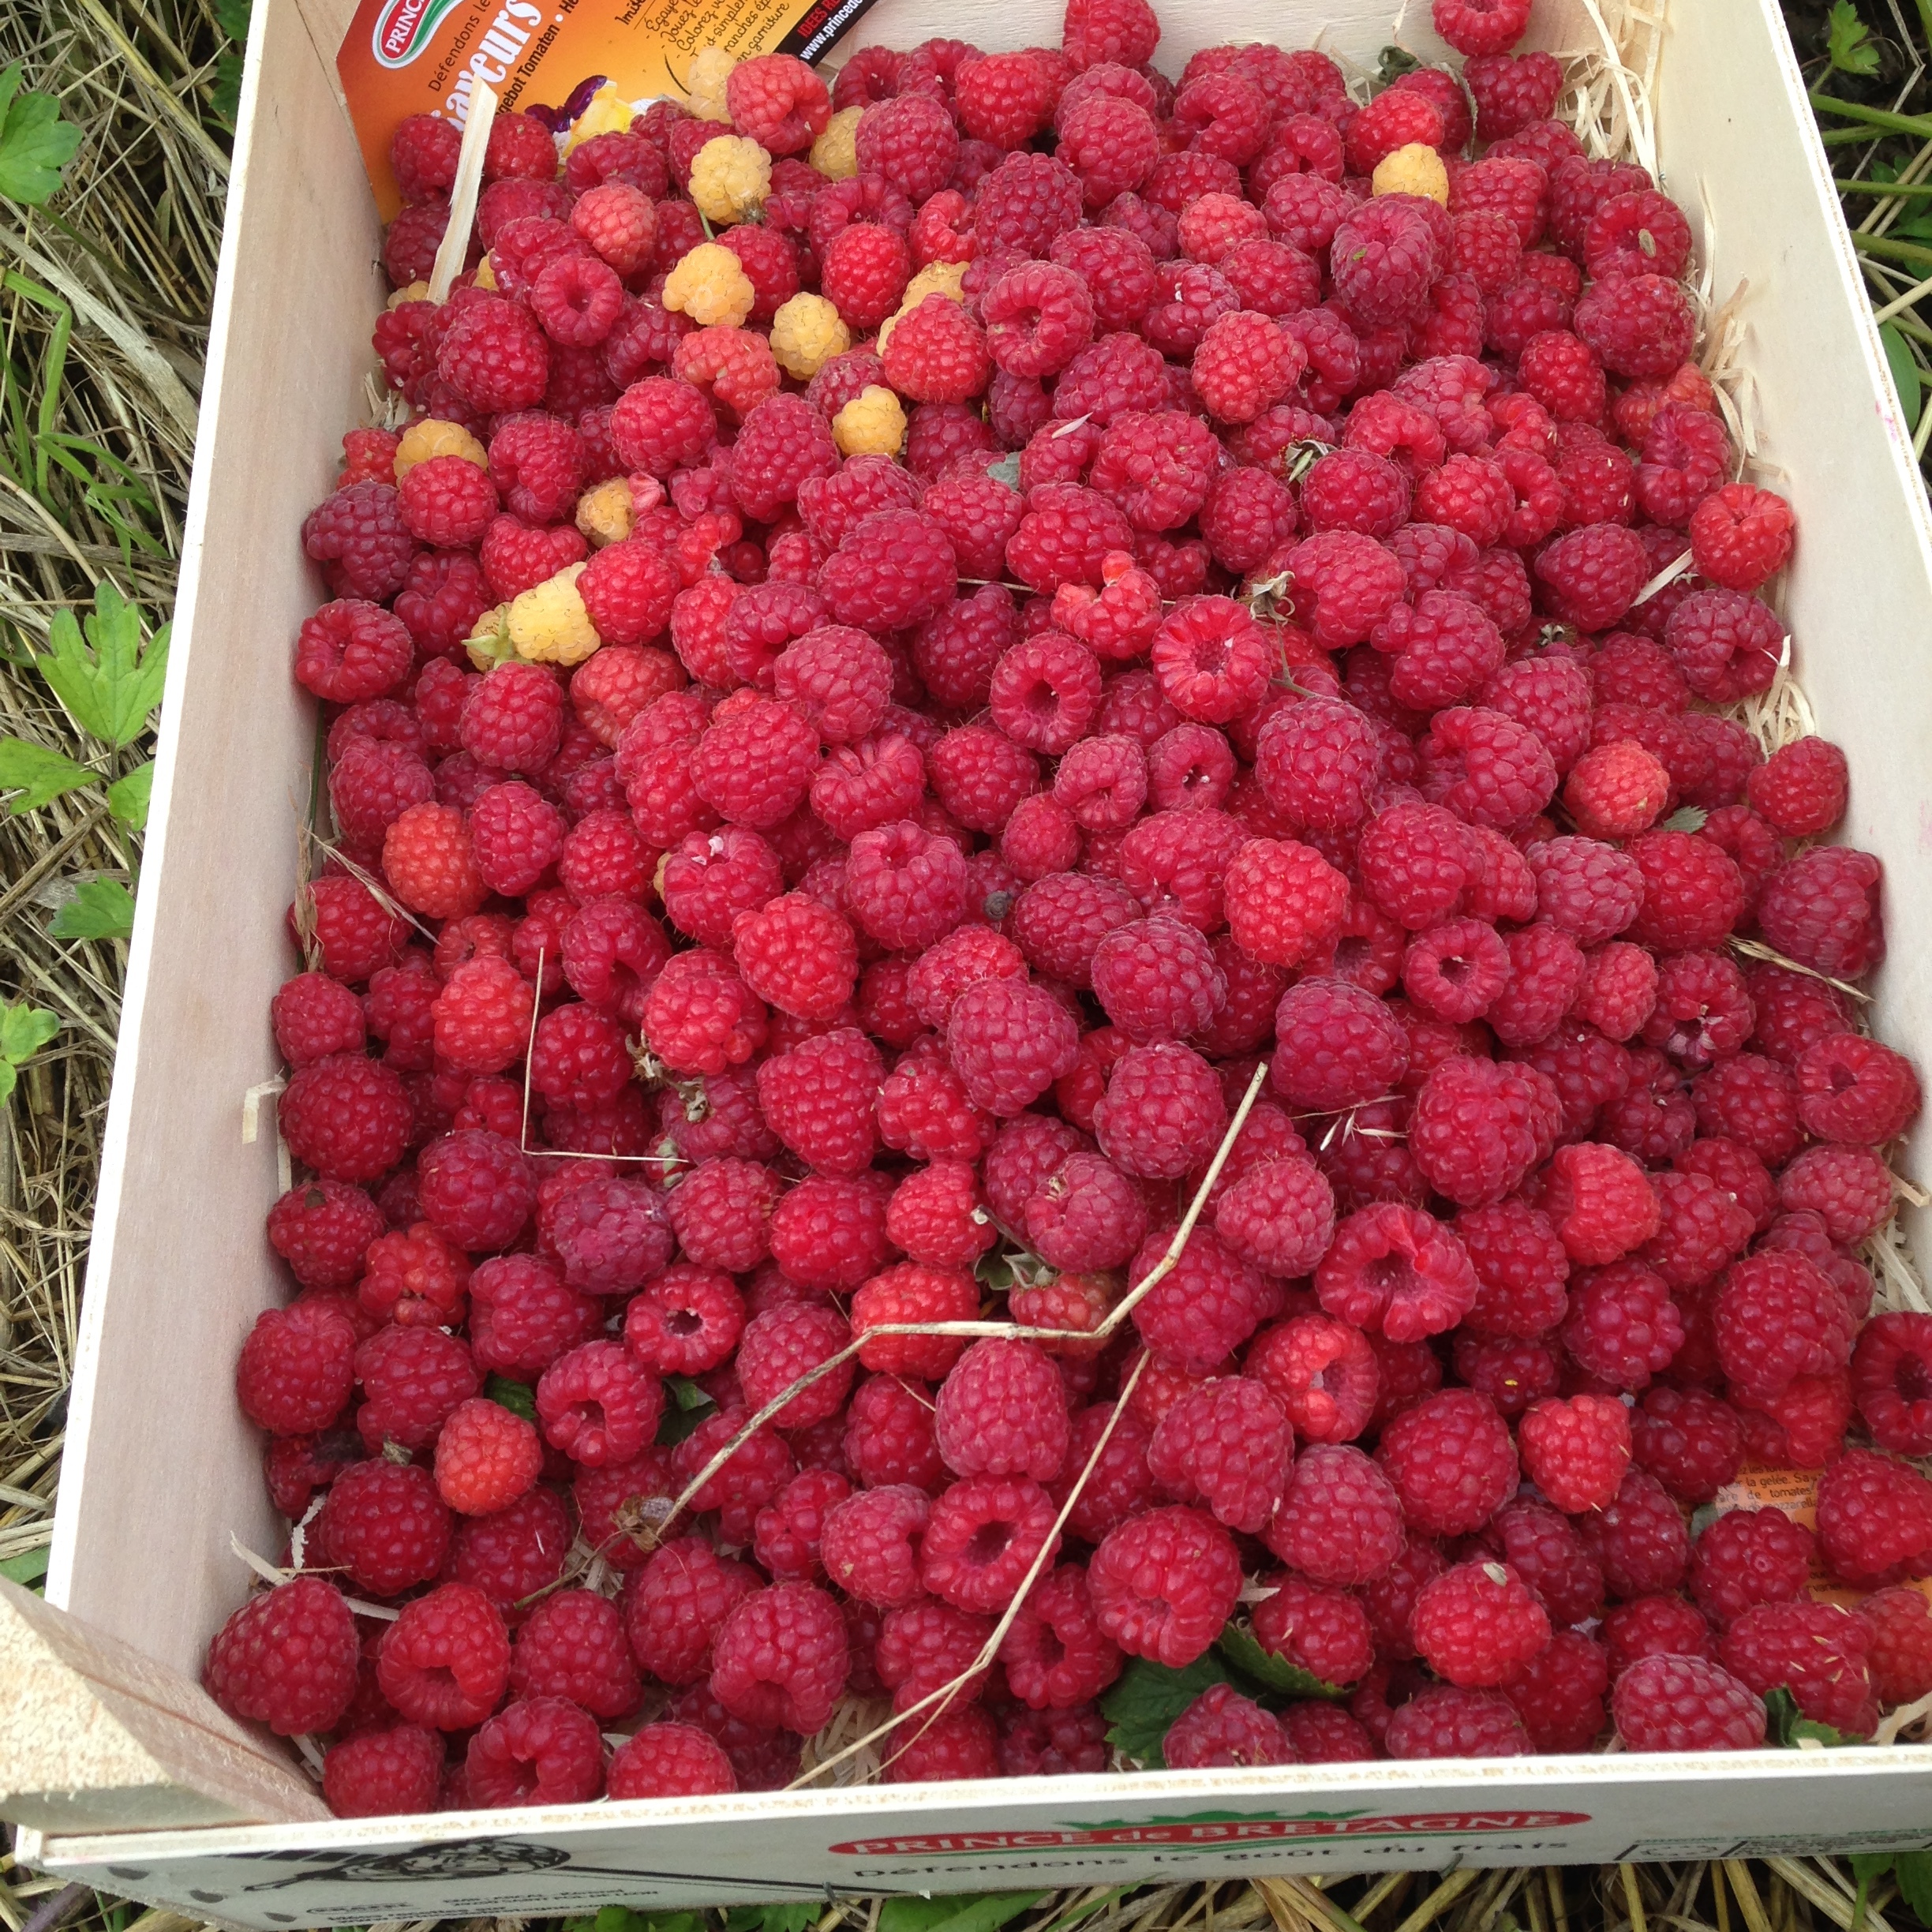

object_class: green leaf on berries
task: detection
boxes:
[1376,45,1423,82]
[1763,1686,1859,1747]
[0,736,92,814]
[1100,1652,1234,1767]
[657,1374,717,1443]
[1215,1621,1349,1700]
[485,1373,537,1421]
[985,452,1023,489]
[36,583,170,747]
[48,875,135,942]
[1662,805,1708,833]
[1893,1852,1932,1928]
[1825,2,1881,76]
[107,759,155,829]
[0,63,84,207]
[1880,322,1923,425]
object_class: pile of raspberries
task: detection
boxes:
[210,0,1932,1821]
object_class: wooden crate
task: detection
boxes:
[10,0,1932,1918]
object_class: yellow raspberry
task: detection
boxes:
[576,477,638,548]
[1372,142,1450,206]
[473,256,500,290]
[509,564,601,665]
[388,280,430,308]
[394,417,488,478]
[769,292,852,380]
[689,134,771,226]
[563,84,634,154]
[832,385,907,457]
[687,47,736,122]
[811,106,863,180]
[662,241,757,328]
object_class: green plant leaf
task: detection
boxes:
[49,875,136,941]
[1763,1685,1859,1748]
[1216,1621,1349,1700]
[106,759,155,829]
[985,452,1022,489]
[882,1897,1045,1932]
[1894,1852,1932,1928]
[215,0,253,41]
[0,735,92,813]
[726,1906,821,1932]
[0,1547,48,1589]
[1099,1653,1233,1768]
[35,583,170,747]
[657,1375,717,1443]
[485,1373,537,1421]
[1880,321,1923,425]
[0,64,83,206]
[1825,1,1881,74]
[0,1002,59,1065]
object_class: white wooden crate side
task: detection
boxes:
[31,0,1932,1908]
[38,1751,1932,1929]
[43,0,386,1685]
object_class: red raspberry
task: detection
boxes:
[447,1482,570,1604]
[322,1724,444,1817]
[1688,1507,1814,1628]
[1377,1388,1518,1537]
[1409,1054,1556,1208]
[1086,915,1222,1042]
[998,1565,1121,1711]
[1243,1574,1372,1690]
[732,888,859,1022]
[373,1581,511,1729]
[932,1336,1073,1481]
[822,1485,930,1608]
[301,485,415,603]
[606,1722,736,1798]
[1690,484,1795,593]
[1330,199,1440,329]
[426,1386,539,1512]
[945,977,1080,1117]
[279,1053,411,1186]
[756,1027,882,1176]
[1246,1316,1377,1446]
[854,1260,981,1383]
[1663,587,1783,703]
[1386,1685,1533,1758]
[1162,1683,1291,1768]
[1719,1600,1878,1736]
[436,294,551,413]
[1603,1594,1712,1679]
[766,1177,893,1294]
[267,1178,385,1294]
[623,1263,746,1376]
[1270,975,1408,1111]
[469,1254,601,1383]
[1853,1312,1932,1455]
[1612,1653,1766,1751]
[975,150,1084,256]
[1526,836,1643,948]
[1579,1468,1690,1601]
[736,1303,854,1433]
[921,1476,1061,1612]
[727,54,829,155]
[465,1696,604,1807]
[316,1458,452,1596]
[1465,51,1563,139]
[623,1537,758,1685]
[1088,1504,1240,1667]
[1816,1449,1932,1586]
[271,971,367,1069]
[1747,736,1848,837]
[1759,848,1885,980]
[1214,1154,1335,1281]
[1139,1375,1290,1534]
[534,1335,662,1473]
[1432,0,1531,54]
[1625,1386,1740,1506]
[294,600,413,704]
[1714,1249,1856,1400]
[1411,1559,1551,1687]
[1518,1394,1632,1514]
[1861,1588,1932,1705]
[1500,1628,1608,1752]
[1312,1203,1474,1342]
[1535,522,1650,631]
[204,1577,358,1735]
[1267,1443,1406,1584]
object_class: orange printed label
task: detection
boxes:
[337,0,878,218]
[1711,1462,1932,1609]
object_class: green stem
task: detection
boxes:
[1812,91,1932,138]
[1837,175,1932,193]
[1852,229,1932,266]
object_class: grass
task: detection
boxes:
[0,5,1927,1932]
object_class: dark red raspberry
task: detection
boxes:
[1613,1653,1766,1751]
[1386,1685,1533,1758]
[1267,1442,1406,1584]
[1718,1601,1878,1736]
[1378,1388,1518,1537]
[204,1577,358,1736]
[1088,1505,1240,1667]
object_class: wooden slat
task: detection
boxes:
[0,1581,328,1833]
